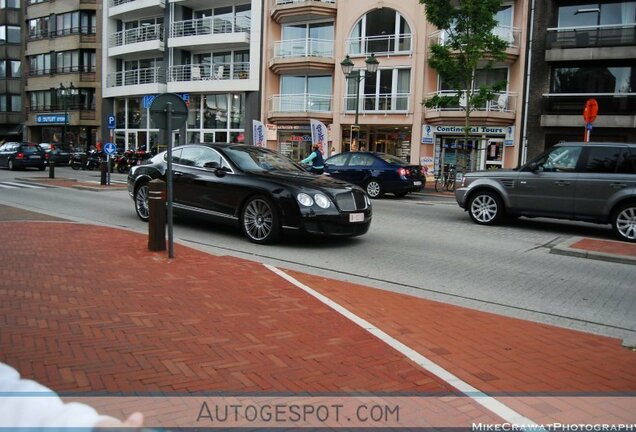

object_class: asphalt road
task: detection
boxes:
[1,166,634,344]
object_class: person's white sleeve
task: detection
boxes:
[0,362,115,428]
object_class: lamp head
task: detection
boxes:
[365,53,379,73]
[340,55,354,76]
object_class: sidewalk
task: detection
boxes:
[1,204,635,428]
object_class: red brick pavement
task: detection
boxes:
[286,270,636,393]
[570,238,636,258]
[0,221,451,395]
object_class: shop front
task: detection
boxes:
[341,125,412,159]
[28,116,96,152]
[421,124,515,174]
[275,125,313,161]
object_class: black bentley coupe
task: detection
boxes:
[127,144,372,244]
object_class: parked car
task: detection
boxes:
[323,151,425,198]
[38,143,72,165]
[455,142,636,242]
[0,142,46,171]
[128,143,372,244]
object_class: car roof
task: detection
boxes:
[556,142,636,147]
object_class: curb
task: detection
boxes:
[71,184,127,192]
[550,236,636,266]
[19,177,77,183]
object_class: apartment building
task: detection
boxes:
[525,1,636,162]
[0,0,23,141]
[101,0,262,151]
[24,0,101,151]
[260,0,529,172]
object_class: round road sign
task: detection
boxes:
[583,98,598,123]
[149,93,188,130]
[103,142,117,156]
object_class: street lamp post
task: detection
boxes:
[340,53,379,151]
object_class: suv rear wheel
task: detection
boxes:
[612,203,636,243]
[468,190,503,225]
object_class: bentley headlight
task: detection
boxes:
[314,193,331,209]
[297,193,314,207]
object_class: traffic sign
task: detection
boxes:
[149,93,188,130]
[583,98,598,123]
[107,115,116,129]
[103,142,117,156]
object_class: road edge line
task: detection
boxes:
[264,263,541,430]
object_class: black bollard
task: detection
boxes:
[100,161,107,185]
[48,159,55,179]
[148,179,166,252]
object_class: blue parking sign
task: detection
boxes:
[107,115,115,129]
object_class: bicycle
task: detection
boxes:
[434,165,457,192]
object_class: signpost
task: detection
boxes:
[583,98,598,143]
[149,93,188,259]
[103,142,116,185]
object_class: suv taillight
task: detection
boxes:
[16,152,24,159]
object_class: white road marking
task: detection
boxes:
[1,182,46,189]
[265,264,541,430]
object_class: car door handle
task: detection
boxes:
[554,180,571,186]
[610,183,627,189]
[173,171,183,176]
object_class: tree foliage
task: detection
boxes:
[421,0,510,155]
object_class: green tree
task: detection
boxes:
[420,0,509,173]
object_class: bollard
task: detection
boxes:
[48,159,55,179]
[100,161,107,185]
[148,179,166,251]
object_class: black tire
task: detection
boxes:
[468,190,504,225]
[71,160,81,170]
[134,182,150,222]
[117,163,127,174]
[241,195,280,244]
[365,179,383,199]
[8,159,15,171]
[394,191,408,197]
[611,202,636,243]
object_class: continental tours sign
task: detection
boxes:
[422,124,514,146]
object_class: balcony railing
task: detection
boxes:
[346,34,412,56]
[169,62,250,82]
[546,24,636,49]
[109,0,162,6]
[109,24,163,48]
[106,67,165,88]
[269,94,332,113]
[273,38,334,59]
[27,27,97,41]
[170,16,251,38]
[429,25,521,49]
[424,90,516,113]
[344,93,410,112]
[542,93,636,115]
[275,0,335,4]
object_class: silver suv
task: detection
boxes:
[455,142,636,242]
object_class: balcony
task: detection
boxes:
[428,26,521,61]
[541,94,636,128]
[423,91,517,125]
[346,34,412,57]
[269,38,334,74]
[268,93,332,122]
[344,93,410,114]
[545,24,636,61]
[108,24,164,57]
[108,0,165,20]
[169,16,250,50]
[166,62,251,93]
[26,66,97,89]
[271,0,336,24]
[104,67,166,97]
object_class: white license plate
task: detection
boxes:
[413,181,422,186]
[349,213,364,223]
[30,155,41,159]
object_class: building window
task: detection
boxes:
[193,49,249,80]
[55,11,96,36]
[0,26,21,44]
[278,22,334,57]
[0,60,21,78]
[346,68,410,112]
[0,0,20,9]
[557,2,636,28]
[551,65,634,93]
[348,8,412,55]
[0,94,23,112]
[280,75,333,112]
